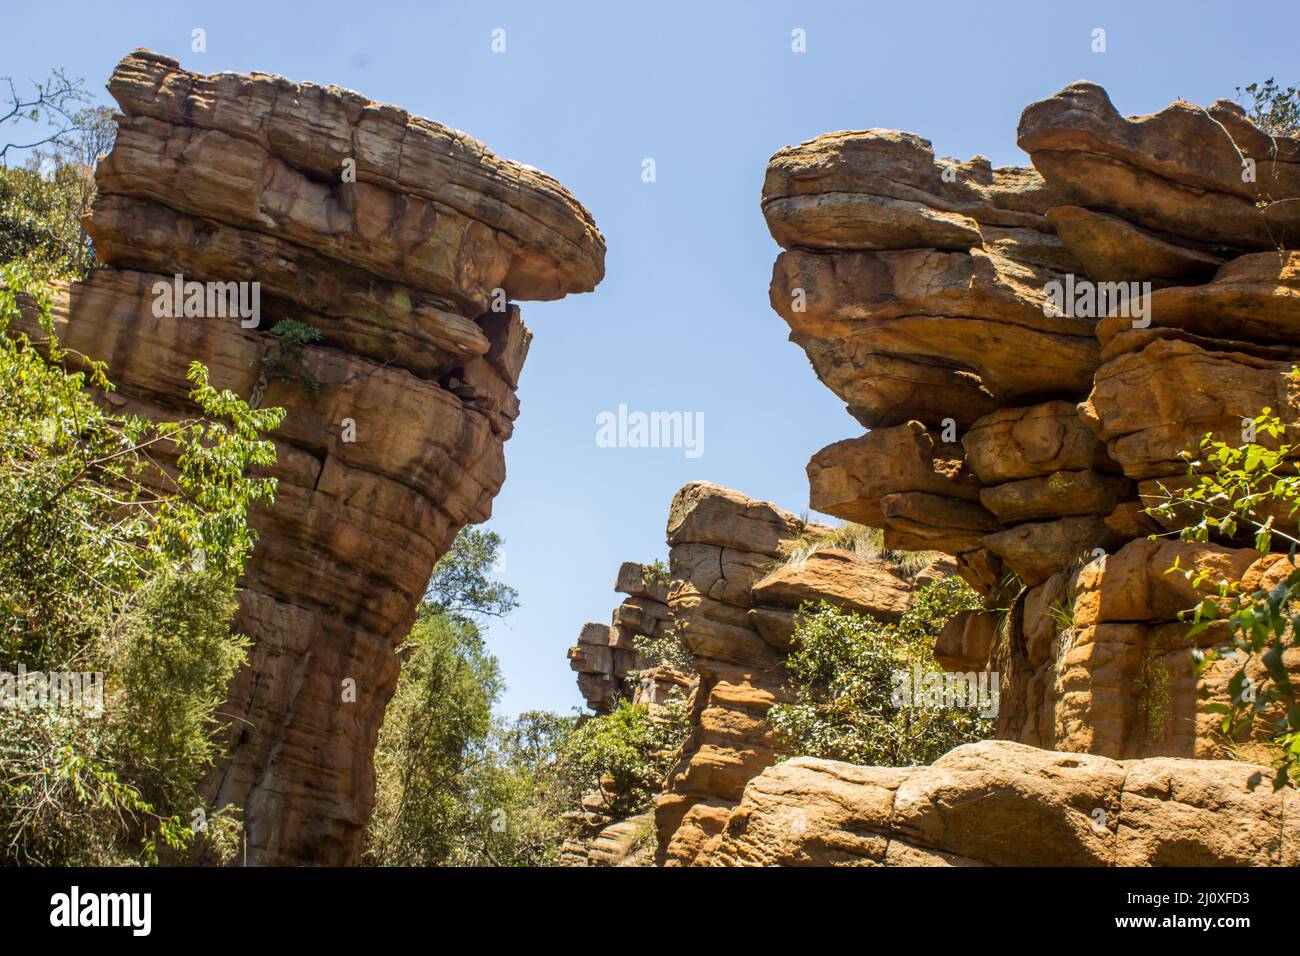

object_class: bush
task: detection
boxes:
[555,697,689,818]
[769,579,992,767]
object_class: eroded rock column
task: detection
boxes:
[48,50,604,864]
[650,482,951,865]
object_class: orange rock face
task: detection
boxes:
[47,50,604,864]
[712,741,1299,866]
[635,483,952,865]
[763,83,1300,770]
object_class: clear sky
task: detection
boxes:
[3,0,1293,717]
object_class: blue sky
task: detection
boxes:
[3,1,1293,716]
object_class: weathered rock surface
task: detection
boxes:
[808,422,982,527]
[1018,81,1300,255]
[559,812,655,867]
[643,483,955,866]
[568,562,681,714]
[934,610,1001,672]
[33,50,604,865]
[764,80,1300,798]
[712,740,1297,866]
[652,484,805,865]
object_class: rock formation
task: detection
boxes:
[23,50,604,864]
[765,82,1300,761]
[649,483,952,865]
[568,562,683,714]
[713,740,1298,866]
[562,484,956,866]
[560,562,690,865]
[747,82,1300,863]
[559,811,656,867]
[649,484,807,865]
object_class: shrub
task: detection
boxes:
[1149,406,1300,789]
[769,579,992,767]
[556,697,689,818]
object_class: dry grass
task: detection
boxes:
[778,522,941,578]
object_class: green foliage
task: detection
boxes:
[99,572,251,819]
[0,163,93,277]
[631,625,695,679]
[0,266,281,863]
[257,319,323,397]
[365,607,503,865]
[1,572,247,865]
[1151,409,1300,790]
[1149,407,1300,552]
[769,579,992,767]
[424,527,520,621]
[458,710,578,866]
[0,84,116,278]
[1238,78,1300,136]
[555,697,689,818]
[367,525,574,866]
[642,559,671,588]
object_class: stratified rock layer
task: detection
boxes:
[51,50,604,865]
[765,82,1300,763]
[568,562,682,714]
[649,483,951,866]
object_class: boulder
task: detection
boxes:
[1018,81,1300,253]
[711,740,1297,866]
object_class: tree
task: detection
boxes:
[365,607,502,865]
[424,527,519,621]
[0,264,284,864]
[0,69,90,167]
[1238,78,1300,136]
[456,710,577,866]
[367,524,575,865]
[0,70,115,278]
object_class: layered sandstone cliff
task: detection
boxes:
[765,82,1300,760]
[29,50,604,864]
[739,83,1300,862]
